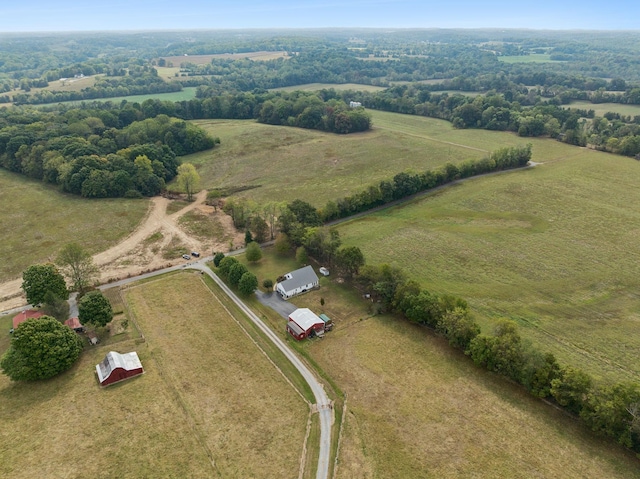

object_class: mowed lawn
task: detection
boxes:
[0,169,149,282]
[124,272,309,478]
[0,272,308,478]
[310,316,640,478]
[337,149,640,383]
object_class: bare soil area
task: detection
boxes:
[0,190,244,311]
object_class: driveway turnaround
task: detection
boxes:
[255,290,297,318]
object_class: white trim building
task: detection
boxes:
[276,265,319,300]
[287,308,325,340]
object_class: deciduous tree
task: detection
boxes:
[238,272,258,296]
[1,316,83,381]
[22,263,69,306]
[78,291,113,327]
[176,162,200,201]
[56,243,98,293]
[245,241,263,263]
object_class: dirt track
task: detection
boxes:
[0,191,243,311]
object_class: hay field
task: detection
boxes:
[337,148,640,383]
[309,316,640,478]
[271,83,386,92]
[124,272,309,478]
[184,112,511,206]
[162,51,288,66]
[569,100,640,117]
[0,169,149,282]
[0,272,309,478]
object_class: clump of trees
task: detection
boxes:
[1,316,83,381]
[0,105,217,198]
[78,291,114,328]
[216,256,259,296]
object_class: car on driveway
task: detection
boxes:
[182,254,191,260]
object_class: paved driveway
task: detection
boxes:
[255,291,297,318]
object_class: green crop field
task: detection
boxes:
[336,147,640,384]
[271,83,386,92]
[0,169,149,282]
[182,110,540,206]
[0,272,309,479]
[569,100,640,118]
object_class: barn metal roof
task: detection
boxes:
[289,308,323,331]
[96,351,143,383]
[279,265,319,293]
[287,321,305,336]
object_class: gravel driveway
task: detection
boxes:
[255,291,296,318]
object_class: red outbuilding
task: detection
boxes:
[287,308,325,340]
[96,351,144,387]
[12,309,45,330]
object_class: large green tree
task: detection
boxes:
[1,316,83,381]
[78,291,113,327]
[335,246,365,278]
[176,162,201,201]
[56,243,99,293]
[245,241,263,263]
[21,263,69,306]
[238,272,258,296]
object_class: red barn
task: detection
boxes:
[287,308,325,340]
[12,309,45,330]
[64,317,85,332]
[96,351,144,387]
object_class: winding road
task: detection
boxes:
[97,259,333,479]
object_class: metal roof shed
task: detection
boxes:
[96,351,144,387]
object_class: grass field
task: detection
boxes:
[183,111,538,206]
[162,51,288,67]
[37,87,198,107]
[569,100,640,117]
[238,249,640,477]
[271,83,386,92]
[0,272,310,478]
[0,169,149,282]
[311,314,640,478]
[336,148,640,383]
[499,54,559,63]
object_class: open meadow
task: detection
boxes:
[0,272,310,479]
[184,111,540,206]
[0,169,149,283]
[271,83,386,92]
[569,100,640,118]
[238,248,640,478]
[336,147,640,384]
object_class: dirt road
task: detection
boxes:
[0,191,243,311]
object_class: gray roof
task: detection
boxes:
[287,321,305,336]
[280,265,319,292]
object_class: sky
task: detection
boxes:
[1,0,639,32]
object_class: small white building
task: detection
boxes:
[276,265,319,300]
[349,101,362,108]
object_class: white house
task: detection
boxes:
[276,265,319,300]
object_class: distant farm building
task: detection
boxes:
[64,317,85,333]
[276,265,319,300]
[349,101,362,108]
[287,308,325,340]
[12,310,45,330]
[96,351,144,387]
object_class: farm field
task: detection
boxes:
[37,87,198,107]
[336,148,640,383]
[162,51,288,66]
[183,110,541,206]
[0,169,149,282]
[569,100,640,117]
[308,314,640,478]
[498,54,558,63]
[0,272,310,478]
[271,83,386,92]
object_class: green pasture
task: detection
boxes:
[270,83,386,92]
[183,110,540,206]
[569,100,640,118]
[337,149,640,383]
[499,54,558,63]
[0,169,149,282]
[36,87,198,107]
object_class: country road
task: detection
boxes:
[96,259,333,479]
